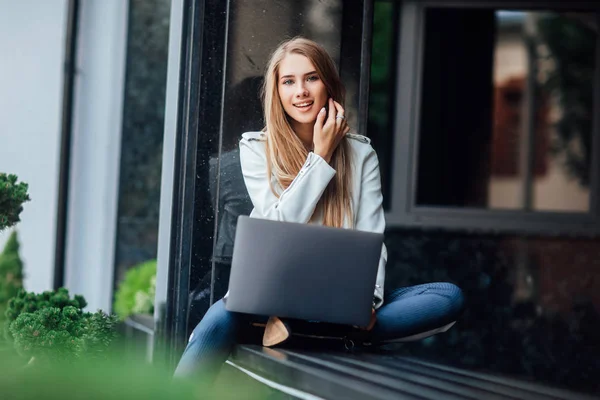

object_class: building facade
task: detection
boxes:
[1,0,598,395]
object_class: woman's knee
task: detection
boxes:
[443,282,465,317]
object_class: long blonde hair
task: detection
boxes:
[261,37,353,228]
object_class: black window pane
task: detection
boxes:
[368,0,400,210]
[114,0,170,291]
[416,9,596,212]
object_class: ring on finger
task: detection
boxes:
[336,115,345,120]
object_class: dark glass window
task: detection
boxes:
[113,0,171,293]
[367,0,400,210]
[416,9,596,212]
[368,5,600,394]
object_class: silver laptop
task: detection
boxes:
[225,216,383,327]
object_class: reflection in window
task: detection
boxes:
[368,0,400,210]
[113,0,170,293]
[416,9,596,212]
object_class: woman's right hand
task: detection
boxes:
[313,98,349,163]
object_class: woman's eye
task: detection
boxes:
[307,75,318,82]
[283,79,293,85]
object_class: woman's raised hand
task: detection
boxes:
[313,98,349,163]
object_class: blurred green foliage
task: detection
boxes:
[114,259,156,320]
[369,1,396,130]
[0,341,276,399]
[537,14,596,186]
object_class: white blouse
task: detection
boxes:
[239,131,387,309]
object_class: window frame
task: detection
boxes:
[385,0,600,236]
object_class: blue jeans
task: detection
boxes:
[174,282,464,380]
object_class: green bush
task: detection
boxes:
[114,259,156,320]
[4,288,118,364]
[0,173,30,232]
[0,231,24,322]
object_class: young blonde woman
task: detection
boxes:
[174,37,464,380]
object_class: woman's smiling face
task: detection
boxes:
[277,53,329,128]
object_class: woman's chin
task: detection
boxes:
[291,114,318,125]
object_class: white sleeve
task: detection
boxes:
[354,146,387,309]
[239,137,336,224]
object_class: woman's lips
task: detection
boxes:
[293,101,314,112]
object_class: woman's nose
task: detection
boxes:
[295,82,308,97]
